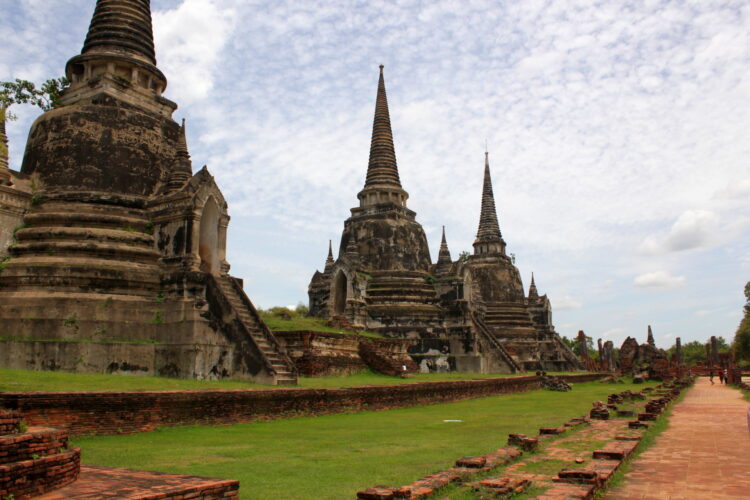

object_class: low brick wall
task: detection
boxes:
[0,447,80,499]
[0,373,605,436]
[0,427,68,464]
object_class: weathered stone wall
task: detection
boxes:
[463,256,525,304]
[21,97,179,197]
[275,330,418,376]
[340,211,432,271]
[0,182,30,258]
[0,373,606,436]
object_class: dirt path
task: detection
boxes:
[606,377,750,499]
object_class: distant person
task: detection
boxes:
[718,370,724,385]
[709,370,714,385]
[724,368,729,384]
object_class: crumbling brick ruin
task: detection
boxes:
[308,67,582,373]
[0,0,296,384]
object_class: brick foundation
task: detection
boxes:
[0,427,68,464]
[0,373,605,436]
[0,447,81,499]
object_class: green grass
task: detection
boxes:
[71,380,654,500]
[260,314,383,338]
[0,368,568,393]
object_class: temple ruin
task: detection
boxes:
[0,0,296,384]
[308,67,582,373]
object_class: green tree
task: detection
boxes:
[732,281,750,363]
[1,77,70,112]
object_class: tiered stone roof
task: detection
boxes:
[364,65,401,189]
[81,0,157,65]
[473,152,507,255]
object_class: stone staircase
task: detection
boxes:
[0,409,81,499]
[470,311,522,373]
[217,275,298,385]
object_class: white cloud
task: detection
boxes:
[638,210,720,255]
[554,295,583,311]
[634,271,686,289]
[153,0,237,104]
[602,328,625,338]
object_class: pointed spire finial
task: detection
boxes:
[165,118,192,192]
[473,151,506,256]
[436,225,452,271]
[324,239,335,273]
[363,64,401,189]
[528,272,539,298]
[647,325,655,347]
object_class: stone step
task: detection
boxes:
[24,211,150,231]
[11,240,160,263]
[15,226,154,246]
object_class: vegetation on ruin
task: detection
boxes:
[70,380,653,500]
[257,305,384,338]
[0,368,563,393]
[732,281,750,366]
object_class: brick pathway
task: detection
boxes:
[606,378,750,499]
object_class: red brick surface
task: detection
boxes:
[606,378,750,499]
[0,373,605,436]
[36,465,239,499]
[0,447,80,499]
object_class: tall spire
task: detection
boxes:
[0,111,11,186]
[324,240,335,273]
[364,65,401,189]
[473,151,506,255]
[647,325,655,347]
[437,226,452,266]
[81,0,157,65]
[528,273,538,298]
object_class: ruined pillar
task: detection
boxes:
[604,341,615,372]
[597,338,604,371]
[705,343,712,369]
[577,330,588,359]
[711,336,719,367]
[675,337,683,364]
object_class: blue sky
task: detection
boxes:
[2,0,749,349]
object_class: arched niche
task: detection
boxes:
[332,270,348,315]
[198,196,221,274]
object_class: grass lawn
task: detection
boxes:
[71,380,653,500]
[0,368,567,393]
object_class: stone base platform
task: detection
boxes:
[37,465,238,499]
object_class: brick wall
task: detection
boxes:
[0,373,605,436]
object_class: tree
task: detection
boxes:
[1,78,70,112]
[732,281,750,363]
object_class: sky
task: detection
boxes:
[1,0,749,350]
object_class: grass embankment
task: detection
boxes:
[0,368,557,393]
[71,380,653,500]
[258,306,383,337]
